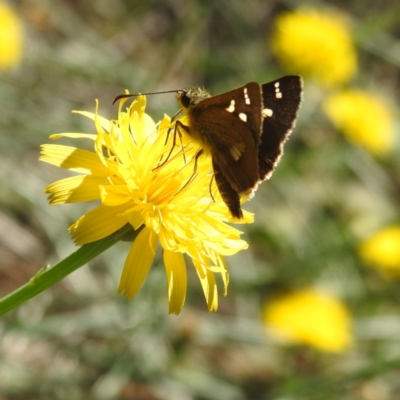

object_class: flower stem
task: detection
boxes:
[0,224,135,316]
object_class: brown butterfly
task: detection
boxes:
[114,76,303,218]
[174,76,303,218]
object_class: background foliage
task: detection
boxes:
[1,0,400,399]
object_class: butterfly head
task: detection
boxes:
[177,87,211,112]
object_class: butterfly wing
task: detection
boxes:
[258,76,303,180]
[212,157,243,219]
[190,82,262,195]
[182,77,302,219]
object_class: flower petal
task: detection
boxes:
[118,226,158,299]
[101,185,135,206]
[45,175,109,204]
[163,249,187,314]
[40,145,109,175]
[69,203,129,244]
[207,251,229,296]
[50,133,98,141]
[190,246,219,312]
[123,207,145,230]
[73,110,113,133]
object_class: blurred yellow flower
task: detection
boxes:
[0,2,23,70]
[40,96,252,314]
[271,8,357,87]
[324,90,395,156]
[359,226,400,277]
[263,289,353,353]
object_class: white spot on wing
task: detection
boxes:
[226,99,235,113]
[262,108,273,117]
[275,81,282,99]
[239,113,247,122]
[244,88,251,105]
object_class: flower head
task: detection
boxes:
[40,96,252,314]
[0,2,23,70]
[324,90,395,156]
[271,8,357,87]
[358,226,400,278]
[262,289,353,353]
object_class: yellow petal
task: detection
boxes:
[73,110,113,134]
[100,184,135,206]
[163,249,187,314]
[118,227,158,298]
[50,133,98,141]
[123,207,145,230]
[192,254,218,312]
[40,145,108,175]
[208,252,229,296]
[69,203,129,244]
[207,237,249,256]
[45,175,109,204]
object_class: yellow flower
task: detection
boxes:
[0,2,23,70]
[271,8,357,87]
[40,96,252,314]
[358,226,400,278]
[324,90,395,156]
[263,289,353,353]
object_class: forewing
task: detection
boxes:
[258,76,302,180]
[192,82,262,194]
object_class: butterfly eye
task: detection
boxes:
[179,92,191,109]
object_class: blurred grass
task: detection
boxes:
[1,0,400,399]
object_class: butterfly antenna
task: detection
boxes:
[113,89,183,104]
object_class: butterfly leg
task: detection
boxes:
[176,149,204,194]
[208,175,216,203]
[154,118,188,169]
[175,120,191,164]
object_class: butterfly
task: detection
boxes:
[174,76,303,218]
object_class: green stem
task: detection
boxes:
[0,224,135,316]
